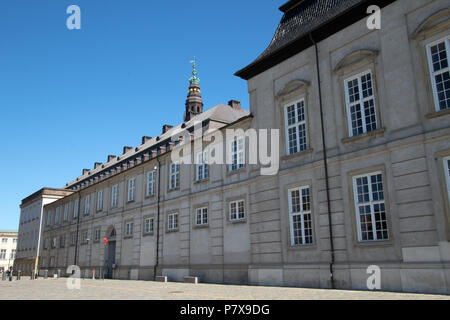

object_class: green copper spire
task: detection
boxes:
[189,56,200,84]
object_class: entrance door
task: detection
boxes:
[106,241,116,279]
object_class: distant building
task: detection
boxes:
[0,231,18,273]
[14,188,73,275]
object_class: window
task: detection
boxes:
[168,212,178,231]
[84,195,90,215]
[13,239,17,243]
[146,171,156,196]
[229,200,245,221]
[444,157,450,202]
[427,36,450,111]
[353,172,389,242]
[73,200,79,219]
[169,163,180,190]
[49,257,55,268]
[2,238,7,243]
[196,152,209,181]
[10,250,16,260]
[97,190,103,211]
[46,210,52,226]
[43,238,48,250]
[288,186,313,246]
[230,138,244,171]
[196,207,208,226]
[125,222,134,237]
[81,231,88,243]
[51,237,56,249]
[54,207,60,224]
[128,178,136,202]
[0,250,6,260]
[111,185,118,207]
[94,228,101,242]
[63,203,69,222]
[71,234,77,246]
[285,99,307,155]
[144,217,154,234]
[345,71,377,137]
[59,236,65,248]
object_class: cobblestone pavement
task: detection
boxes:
[0,278,449,300]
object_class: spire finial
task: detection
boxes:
[189,56,200,84]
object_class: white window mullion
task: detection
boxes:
[357,77,368,132]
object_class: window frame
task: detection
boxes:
[284,98,308,156]
[96,190,104,212]
[143,217,154,235]
[444,156,450,203]
[111,184,118,207]
[196,151,209,181]
[84,195,90,215]
[94,228,101,242]
[229,137,245,172]
[344,70,378,137]
[426,35,450,112]
[195,207,208,226]
[73,200,79,219]
[288,186,314,246]
[169,162,180,190]
[352,171,389,242]
[127,178,136,202]
[229,199,245,222]
[63,203,69,222]
[167,212,178,231]
[146,171,156,197]
[124,221,134,237]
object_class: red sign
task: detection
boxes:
[103,238,108,246]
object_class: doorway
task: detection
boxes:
[106,241,116,279]
[105,227,117,279]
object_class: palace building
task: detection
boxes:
[32,0,450,294]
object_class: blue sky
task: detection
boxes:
[0,1,285,230]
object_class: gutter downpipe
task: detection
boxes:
[153,157,161,280]
[309,32,335,289]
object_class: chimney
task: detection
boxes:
[228,100,241,110]
[82,169,90,175]
[107,155,116,162]
[162,125,173,134]
[142,136,152,144]
[123,146,132,154]
[94,162,102,169]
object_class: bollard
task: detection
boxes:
[92,269,95,280]
[30,271,34,280]
[1,272,5,281]
[44,270,48,279]
[17,271,21,281]
[57,269,61,278]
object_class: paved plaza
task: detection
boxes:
[0,278,449,300]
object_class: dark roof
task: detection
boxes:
[235,0,397,80]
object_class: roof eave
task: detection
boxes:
[235,0,397,80]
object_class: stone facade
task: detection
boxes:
[0,231,18,273]
[37,0,450,294]
[15,188,73,275]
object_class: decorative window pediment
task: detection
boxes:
[412,8,450,39]
[276,80,310,101]
[334,49,379,73]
